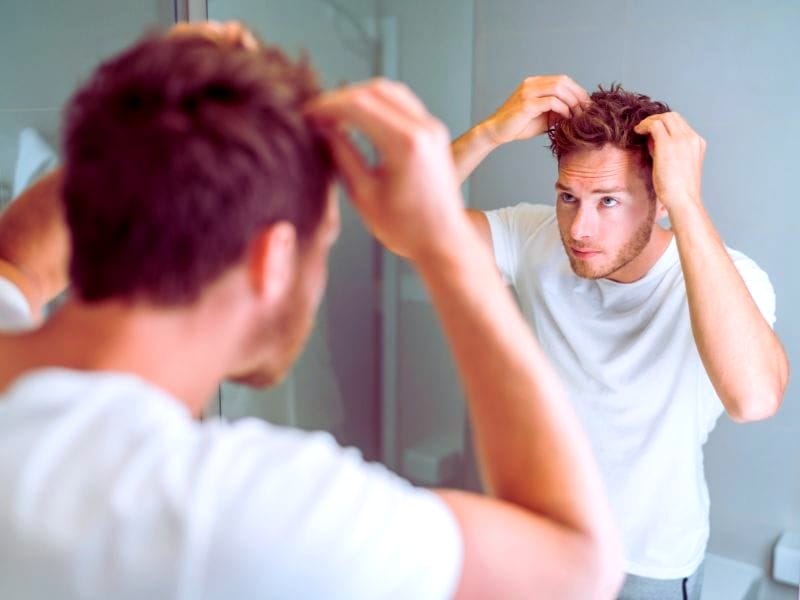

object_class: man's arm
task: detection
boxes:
[0,169,69,320]
[635,113,789,422]
[452,75,590,184]
[465,209,492,254]
[308,79,623,599]
[455,76,588,255]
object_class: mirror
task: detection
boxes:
[1,1,796,598]
[204,2,799,598]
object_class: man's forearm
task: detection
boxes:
[451,123,499,185]
[670,200,789,421]
[0,169,69,317]
[414,217,615,541]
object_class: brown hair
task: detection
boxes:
[548,83,669,197]
[62,28,333,305]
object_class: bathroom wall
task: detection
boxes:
[0,0,173,203]
[468,1,800,598]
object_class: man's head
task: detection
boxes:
[62,23,336,384]
[548,84,670,280]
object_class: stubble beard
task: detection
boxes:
[563,202,656,280]
[228,272,317,389]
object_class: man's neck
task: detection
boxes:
[0,298,237,417]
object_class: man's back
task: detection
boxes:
[0,363,462,599]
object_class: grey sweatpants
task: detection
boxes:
[618,562,704,600]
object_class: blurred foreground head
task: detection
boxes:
[62,22,334,305]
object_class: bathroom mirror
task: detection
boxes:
[203,2,800,598]
[1,1,797,598]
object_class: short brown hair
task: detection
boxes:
[62,28,333,305]
[548,83,669,197]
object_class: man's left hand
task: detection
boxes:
[634,112,706,212]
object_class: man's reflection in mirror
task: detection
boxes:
[453,76,789,599]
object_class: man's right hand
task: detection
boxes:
[480,75,589,144]
[451,75,589,184]
[306,79,469,263]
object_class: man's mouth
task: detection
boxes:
[570,246,601,259]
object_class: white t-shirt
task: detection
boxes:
[486,203,776,579]
[0,279,462,600]
[0,276,35,331]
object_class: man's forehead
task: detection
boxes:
[557,146,643,189]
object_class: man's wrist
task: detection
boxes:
[472,120,503,151]
[410,213,481,270]
[665,195,706,230]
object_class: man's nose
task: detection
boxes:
[570,204,598,241]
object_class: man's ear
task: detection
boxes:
[246,221,298,306]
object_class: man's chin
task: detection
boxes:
[568,258,608,280]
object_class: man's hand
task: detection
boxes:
[480,75,590,145]
[636,112,788,423]
[306,79,468,262]
[634,112,706,212]
[0,169,68,319]
[168,20,259,50]
[451,75,588,183]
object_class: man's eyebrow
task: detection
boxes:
[555,182,628,195]
[592,187,628,195]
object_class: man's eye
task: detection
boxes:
[601,197,618,207]
[559,192,576,203]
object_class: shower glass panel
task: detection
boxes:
[208,0,383,461]
[206,1,475,486]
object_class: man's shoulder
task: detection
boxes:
[0,372,462,598]
[0,369,189,434]
[484,202,557,239]
[725,245,764,269]
[723,245,773,288]
[484,201,554,218]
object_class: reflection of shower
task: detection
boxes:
[313,0,379,76]
[196,0,407,471]
[314,0,403,472]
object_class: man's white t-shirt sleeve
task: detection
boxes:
[698,250,778,431]
[483,203,554,284]
[0,276,34,331]
[199,421,463,600]
[729,250,777,328]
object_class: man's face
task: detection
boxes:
[555,144,656,281]
[231,188,341,387]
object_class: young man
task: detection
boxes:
[453,76,789,599]
[0,24,623,599]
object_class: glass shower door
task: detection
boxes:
[207,0,383,460]
[201,0,477,488]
